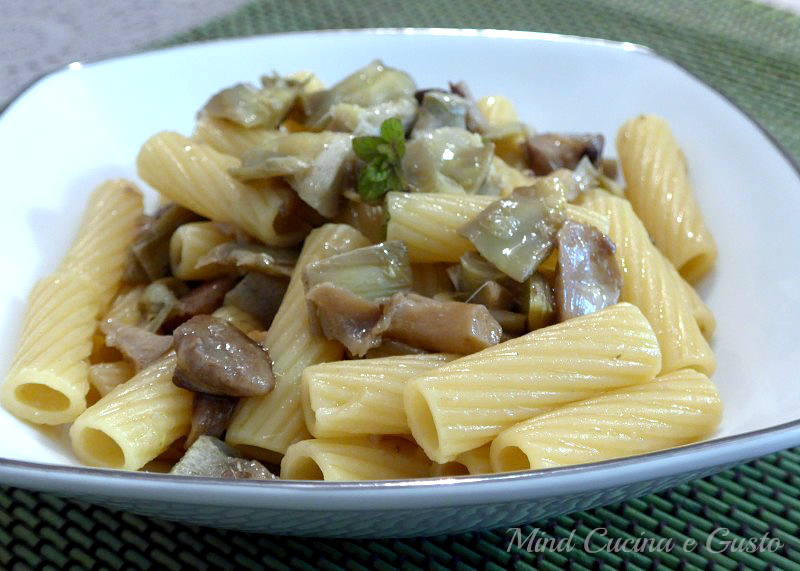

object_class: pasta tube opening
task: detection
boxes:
[3,369,89,425]
[14,382,71,412]
[493,445,531,472]
[74,427,126,469]
[403,384,440,454]
[284,455,325,480]
[430,461,470,477]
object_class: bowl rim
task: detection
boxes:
[1,27,798,510]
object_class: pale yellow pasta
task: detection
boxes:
[281,436,431,481]
[455,443,493,475]
[617,115,717,283]
[137,131,306,247]
[169,221,231,280]
[69,353,193,470]
[287,70,326,93]
[581,190,715,375]
[565,203,611,236]
[386,192,493,263]
[225,224,369,459]
[2,272,100,425]
[491,368,722,472]
[301,353,457,438]
[61,179,144,310]
[404,302,662,463]
[489,157,537,197]
[193,115,284,158]
[476,95,519,127]
[677,273,716,339]
[476,95,528,168]
[211,304,264,333]
[88,361,135,397]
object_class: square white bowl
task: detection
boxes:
[0,28,798,537]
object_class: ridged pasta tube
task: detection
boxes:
[491,368,722,472]
[2,273,100,424]
[69,353,193,470]
[617,115,717,283]
[60,179,144,310]
[404,302,662,463]
[301,353,456,438]
[581,190,715,375]
[226,224,369,458]
[281,436,431,481]
[137,131,306,247]
[193,115,284,158]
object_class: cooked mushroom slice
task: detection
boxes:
[301,60,416,129]
[104,324,173,371]
[223,273,288,329]
[171,436,278,480]
[524,272,557,331]
[525,133,604,175]
[173,315,275,397]
[139,278,189,332]
[402,127,494,194]
[200,76,301,129]
[555,220,622,321]
[186,394,238,448]
[381,293,502,354]
[458,186,566,283]
[193,242,298,279]
[124,204,202,282]
[305,282,385,356]
[179,276,240,317]
[410,91,470,137]
[303,240,412,301]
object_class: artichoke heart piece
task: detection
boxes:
[329,97,418,136]
[194,241,299,278]
[524,272,557,331]
[531,156,600,203]
[171,436,278,480]
[453,252,508,293]
[402,127,494,194]
[411,91,470,137]
[303,240,412,301]
[302,60,417,129]
[230,132,354,218]
[200,76,302,129]
[458,186,566,283]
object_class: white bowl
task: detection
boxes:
[0,29,798,538]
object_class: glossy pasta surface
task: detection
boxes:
[2,63,721,481]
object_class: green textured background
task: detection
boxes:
[4,0,800,568]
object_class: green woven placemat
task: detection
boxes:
[3,0,800,568]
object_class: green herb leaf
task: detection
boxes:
[352,136,384,161]
[380,117,405,145]
[353,117,407,202]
